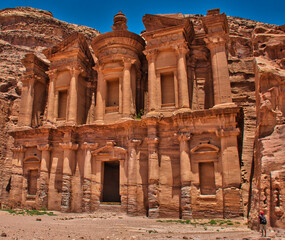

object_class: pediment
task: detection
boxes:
[191,144,219,155]
[91,141,127,159]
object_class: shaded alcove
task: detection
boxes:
[102,161,120,202]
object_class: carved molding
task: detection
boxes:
[128,139,142,146]
[37,144,52,152]
[59,142,79,151]
[178,132,191,142]
[11,146,27,153]
[80,142,99,150]
[215,128,240,137]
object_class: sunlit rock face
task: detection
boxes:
[0,7,284,227]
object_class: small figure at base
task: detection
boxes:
[259,210,267,237]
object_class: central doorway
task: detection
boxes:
[102,161,120,202]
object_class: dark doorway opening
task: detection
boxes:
[102,161,120,202]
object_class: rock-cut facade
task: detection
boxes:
[9,9,244,218]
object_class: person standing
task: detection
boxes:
[259,210,267,237]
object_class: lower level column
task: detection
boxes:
[36,144,52,208]
[178,133,192,219]
[146,118,160,218]
[60,142,78,212]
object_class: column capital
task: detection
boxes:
[37,144,52,151]
[67,66,83,77]
[143,49,159,61]
[178,132,191,142]
[128,139,142,146]
[11,145,27,153]
[122,57,137,69]
[80,142,99,150]
[204,35,227,49]
[145,137,159,144]
[174,43,189,56]
[215,128,240,138]
[46,69,58,80]
[60,142,79,151]
[21,73,36,85]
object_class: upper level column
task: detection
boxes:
[18,74,35,126]
[94,65,105,122]
[175,44,190,109]
[46,69,57,123]
[203,9,235,108]
[67,67,82,123]
[122,58,136,116]
[144,50,159,111]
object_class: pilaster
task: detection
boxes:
[67,67,82,123]
[81,142,98,212]
[127,139,142,215]
[175,44,190,109]
[144,49,159,111]
[18,75,35,126]
[178,132,192,219]
[146,118,160,218]
[36,144,52,208]
[9,146,27,206]
[46,69,57,122]
[122,58,136,116]
[59,141,78,212]
[216,128,242,217]
[203,10,234,108]
[94,65,105,122]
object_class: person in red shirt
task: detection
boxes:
[258,210,267,237]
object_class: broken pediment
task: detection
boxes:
[43,32,94,67]
[142,14,190,32]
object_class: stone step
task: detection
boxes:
[97,202,124,214]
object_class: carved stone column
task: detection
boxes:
[205,36,233,107]
[144,50,158,111]
[217,128,242,217]
[146,118,160,218]
[81,142,98,212]
[18,75,35,126]
[46,69,57,122]
[127,139,142,215]
[122,58,136,116]
[95,65,105,122]
[178,132,192,219]
[36,144,52,208]
[9,146,26,206]
[60,142,78,212]
[68,67,81,123]
[175,44,190,109]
